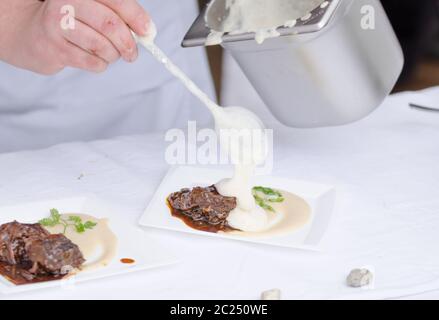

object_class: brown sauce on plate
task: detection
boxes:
[120,258,135,264]
[0,262,67,285]
[167,201,236,233]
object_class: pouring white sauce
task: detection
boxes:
[205,0,325,44]
[135,24,270,232]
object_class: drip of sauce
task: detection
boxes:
[135,25,270,233]
[206,31,225,46]
[43,214,118,272]
[284,19,297,28]
[120,258,136,264]
[168,201,236,234]
[205,0,325,44]
[320,1,329,9]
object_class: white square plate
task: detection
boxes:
[139,166,336,250]
[0,196,177,294]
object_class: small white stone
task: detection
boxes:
[261,288,281,300]
[346,268,373,288]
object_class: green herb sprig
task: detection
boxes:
[252,186,284,212]
[39,208,97,234]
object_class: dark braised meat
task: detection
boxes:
[0,221,84,280]
[0,221,49,266]
[28,234,85,274]
[167,185,237,227]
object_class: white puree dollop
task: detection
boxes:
[213,107,269,232]
[205,0,325,44]
[135,23,270,232]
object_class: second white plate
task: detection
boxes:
[0,196,177,294]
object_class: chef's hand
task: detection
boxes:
[0,0,150,74]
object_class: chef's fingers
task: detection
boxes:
[95,0,150,36]
[61,40,108,73]
[74,0,138,62]
[61,19,120,64]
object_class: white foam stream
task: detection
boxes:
[135,23,269,231]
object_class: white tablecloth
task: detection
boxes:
[0,87,439,300]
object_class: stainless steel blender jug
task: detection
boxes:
[182,0,404,128]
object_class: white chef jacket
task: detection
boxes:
[0,0,214,153]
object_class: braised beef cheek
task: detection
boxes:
[167,186,237,233]
[0,221,84,285]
